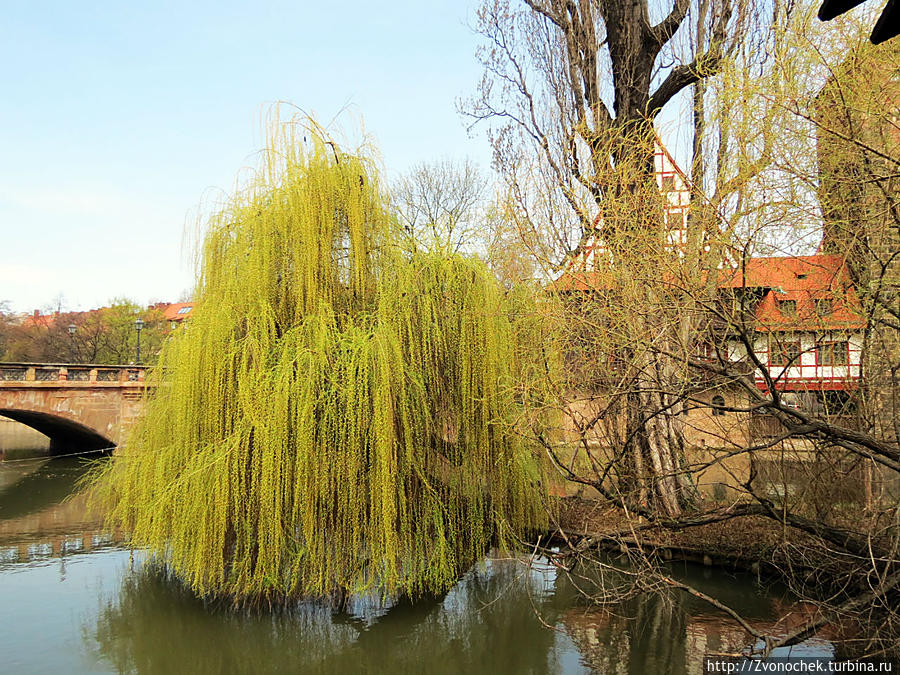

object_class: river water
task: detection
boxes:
[0,453,836,674]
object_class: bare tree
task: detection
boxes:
[0,300,167,365]
[465,0,768,516]
[468,0,900,656]
[392,158,488,254]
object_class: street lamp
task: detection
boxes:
[67,324,77,363]
[134,318,145,365]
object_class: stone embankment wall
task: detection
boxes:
[0,416,49,458]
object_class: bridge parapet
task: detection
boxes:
[0,363,148,385]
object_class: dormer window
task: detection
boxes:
[779,299,797,315]
[815,298,832,316]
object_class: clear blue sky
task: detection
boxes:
[0,1,492,313]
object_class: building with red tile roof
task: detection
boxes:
[552,145,866,395]
[728,255,865,333]
[159,302,194,323]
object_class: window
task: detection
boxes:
[818,341,849,366]
[177,306,192,314]
[769,337,802,367]
[711,395,726,416]
[779,299,797,316]
[815,298,832,316]
[660,174,676,192]
[696,342,715,360]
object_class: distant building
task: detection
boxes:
[551,141,869,502]
[149,302,194,330]
[22,309,60,328]
[22,307,104,329]
[721,254,865,393]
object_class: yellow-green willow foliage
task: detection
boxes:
[88,122,545,603]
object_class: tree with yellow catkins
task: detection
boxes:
[88,119,545,604]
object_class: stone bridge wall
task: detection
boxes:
[0,364,149,452]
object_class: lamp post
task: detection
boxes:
[134,318,145,365]
[67,324,77,363]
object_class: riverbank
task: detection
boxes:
[553,496,827,574]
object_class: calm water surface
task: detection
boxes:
[0,454,834,674]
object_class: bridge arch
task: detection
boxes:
[0,408,113,453]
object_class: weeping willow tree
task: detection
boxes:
[88,120,545,604]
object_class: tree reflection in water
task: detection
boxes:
[87,551,833,674]
[89,555,578,675]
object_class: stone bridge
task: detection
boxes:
[0,363,149,452]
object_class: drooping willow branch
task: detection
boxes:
[87,119,546,604]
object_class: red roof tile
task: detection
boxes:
[719,254,851,291]
[161,303,194,321]
[721,255,865,331]
[552,254,866,331]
